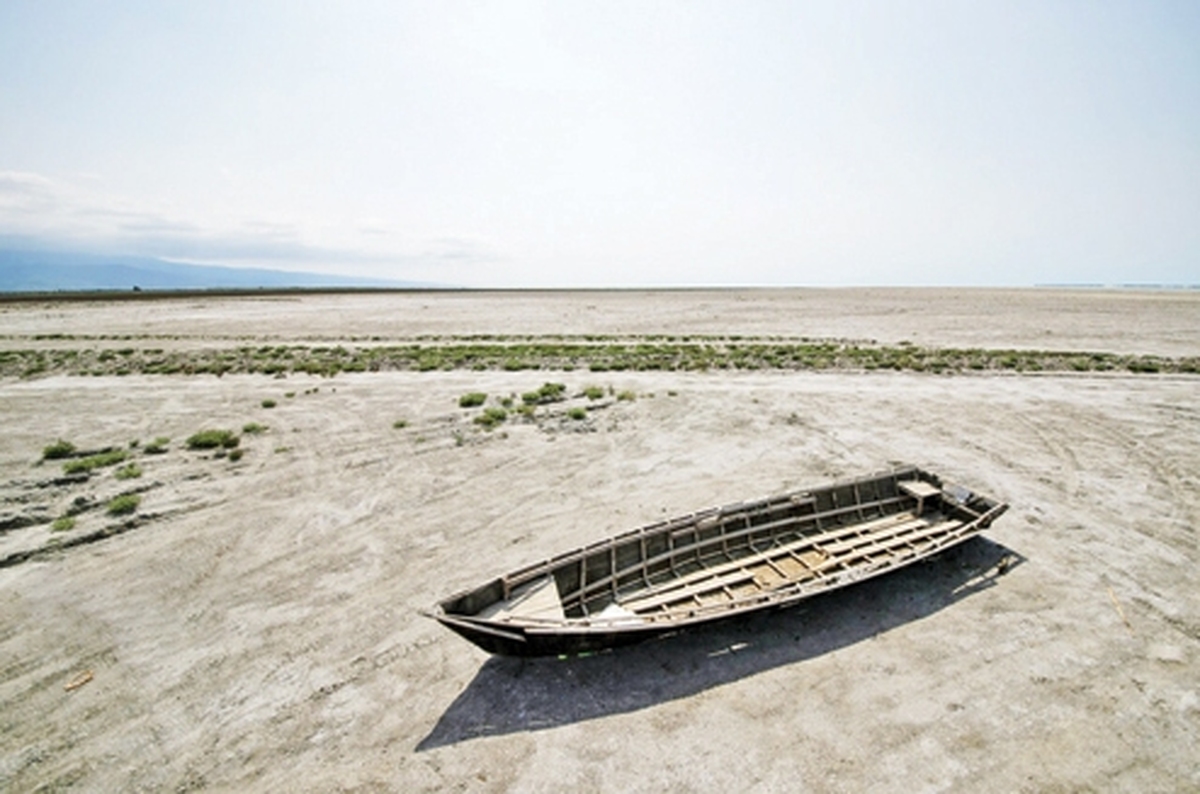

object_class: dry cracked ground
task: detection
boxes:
[1,288,1198,792]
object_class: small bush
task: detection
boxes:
[616,390,636,401]
[474,407,508,429]
[567,407,588,421]
[107,494,140,516]
[459,392,487,408]
[228,448,244,462]
[114,463,142,480]
[285,391,296,398]
[186,429,240,450]
[242,422,268,434]
[63,449,128,475]
[43,440,76,460]
[582,386,605,400]
[261,399,277,409]
[392,419,409,429]
[144,437,170,454]
[523,382,568,405]
[51,516,76,532]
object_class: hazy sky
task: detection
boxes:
[1,1,1197,287]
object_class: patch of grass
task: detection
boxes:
[228,448,244,462]
[144,437,170,454]
[474,407,508,429]
[114,463,142,480]
[51,516,76,532]
[107,493,141,516]
[261,399,277,408]
[42,439,76,460]
[616,390,637,402]
[186,429,240,450]
[567,407,588,421]
[242,422,268,434]
[522,382,568,405]
[459,392,487,408]
[63,449,128,475]
[582,385,605,400]
[392,419,409,429]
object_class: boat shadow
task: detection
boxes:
[416,535,1022,750]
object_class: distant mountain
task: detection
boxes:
[0,249,437,292]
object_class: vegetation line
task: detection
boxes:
[1,339,1195,378]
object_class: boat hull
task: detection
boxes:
[427,465,1007,657]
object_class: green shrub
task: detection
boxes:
[261,399,277,409]
[51,516,76,532]
[522,382,568,405]
[228,448,244,462]
[567,407,588,420]
[42,440,76,460]
[459,392,487,408]
[582,386,605,400]
[392,419,409,429]
[616,390,636,402]
[63,449,128,475]
[114,463,142,480]
[474,407,508,429]
[144,437,170,454]
[107,494,140,515]
[186,429,240,450]
[242,422,268,434]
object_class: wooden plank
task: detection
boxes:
[824,518,964,566]
[821,515,940,555]
[899,480,941,498]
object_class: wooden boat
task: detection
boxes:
[425,465,1007,656]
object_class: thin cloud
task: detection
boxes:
[0,170,496,276]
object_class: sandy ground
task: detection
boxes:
[1,289,1197,792]
[4,287,1199,356]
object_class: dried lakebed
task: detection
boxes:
[1,289,1198,791]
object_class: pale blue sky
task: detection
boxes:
[1,1,1197,287]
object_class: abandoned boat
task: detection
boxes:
[426,465,1008,656]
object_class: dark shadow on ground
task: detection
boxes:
[417,536,1023,750]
